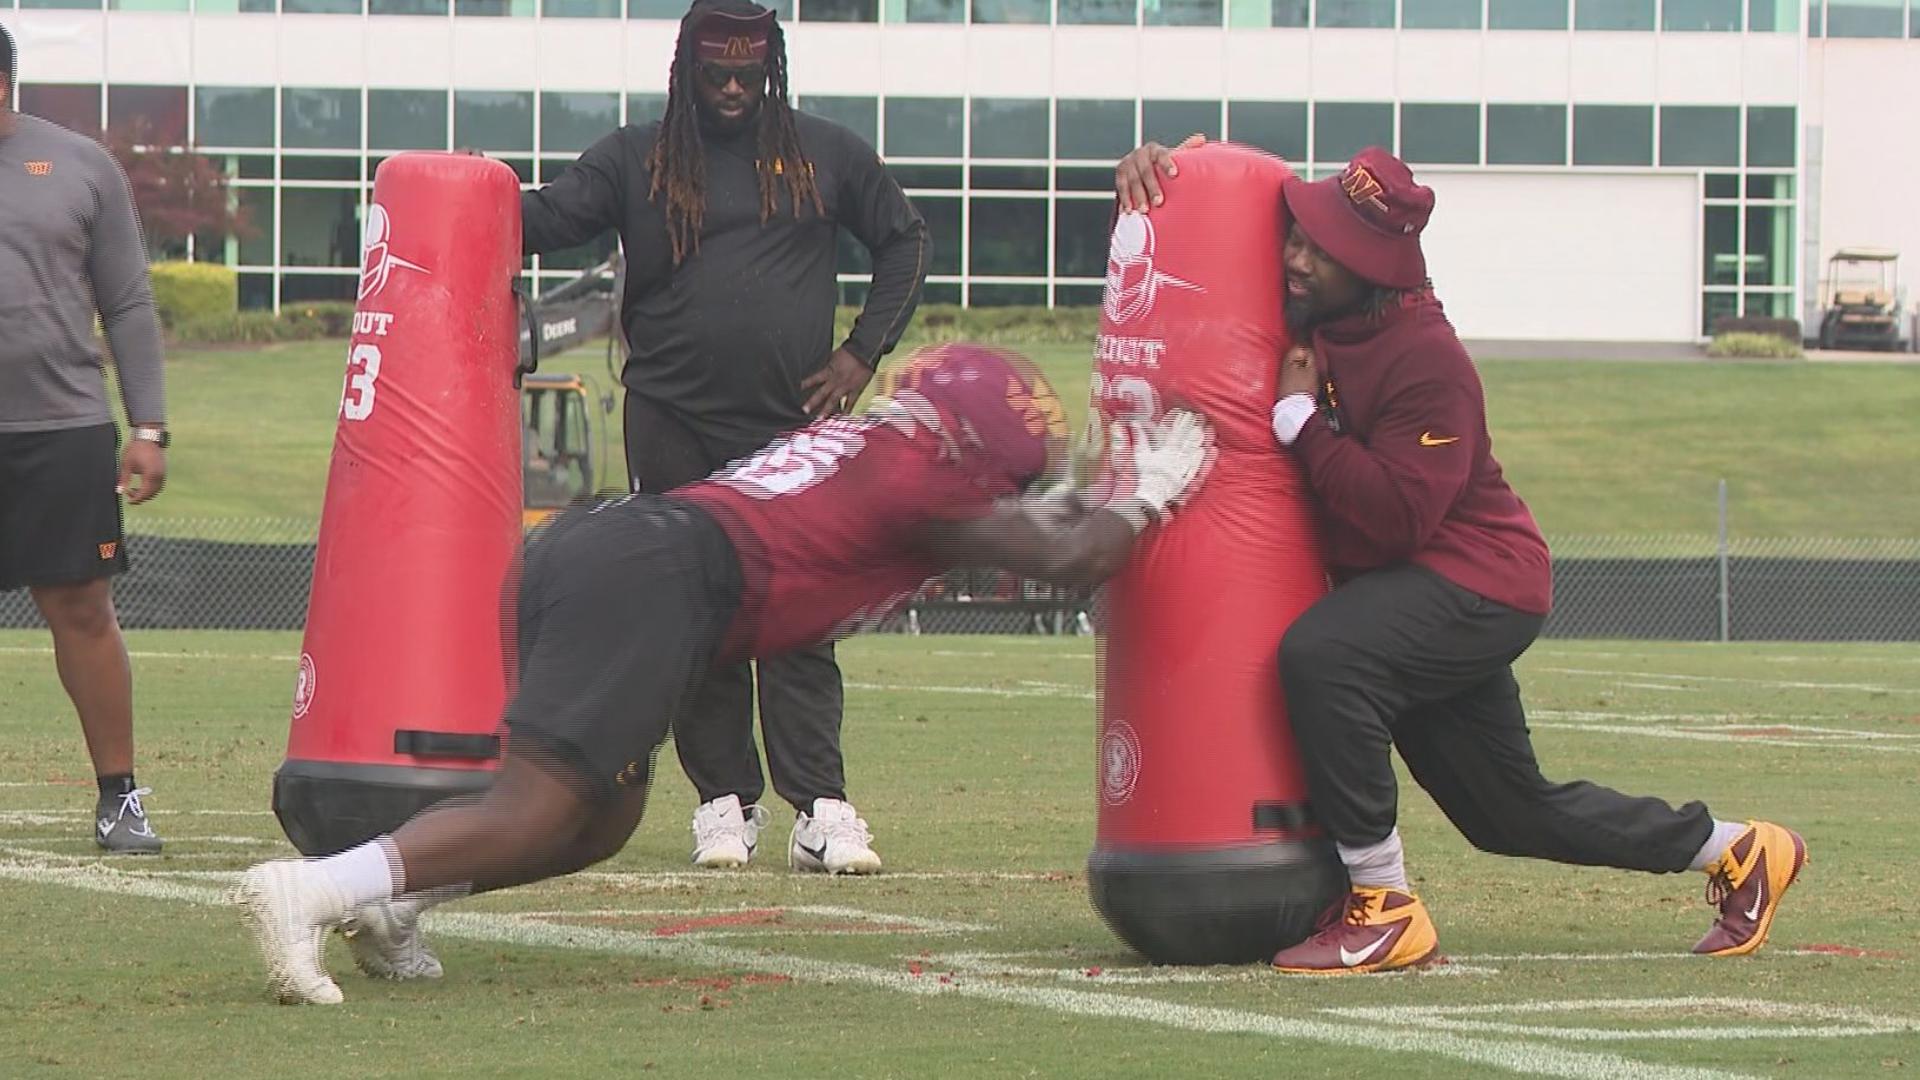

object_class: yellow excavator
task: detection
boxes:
[517,256,622,529]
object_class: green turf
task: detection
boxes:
[0,631,1915,1078]
[125,341,1918,539]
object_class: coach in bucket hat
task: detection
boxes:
[1280,146,1434,292]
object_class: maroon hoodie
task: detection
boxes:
[1290,292,1552,615]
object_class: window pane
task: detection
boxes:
[1057,99,1136,161]
[971,98,1050,159]
[283,88,361,149]
[628,0,689,13]
[1061,0,1136,22]
[372,0,448,13]
[237,188,276,265]
[1057,283,1104,306]
[1486,103,1565,165]
[21,0,103,7]
[1745,204,1793,287]
[970,198,1048,275]
[1704,172,1739,198]
[1660,105,1739,166]
[904,0,964,20]
[544,0,618,12]
[1402,0,1480,27]
[1056,198,1114,277]
[1742,291,1791,318]
[974,0,1050,18]
[1270,0,1309,23]
[972,164,1048,190]
[1572,105,1650,165]
[1825,0,1903,35]
[1142,100,1218,145]
[541,91,618,153]
[971,283,1047,306]
[369,89,449,150]
[455,0,535,14]
[800,0,877,19]
[196,87,275,147]
[1228,101,1308,160]
[108,85,190,145]
[1575,0,1652,26]
[1145,0,1223,24]
[1702,291,1737,337]
[1399,103,1479,164]
[283,156,360,180]
[285,0,360,11]
[281,188,363,267]
[1055,166,1113,191]
[627,93,667,125]
[456,91,533,152]
[1491,0,1568,27]
[1662,0,1741,29]
[802,96,878,147]
[885,98,962,157]
[1746,173,1793,199]
[1745,105,1795,167]
[21,85,103,136]
[1704,205,1738,285]
[282,274,359,305]
[893,164,964,189]
[1316,0,1393,25]
[112,0,192,14]
[1313,101,1393,164]
[914,195,961,275]
[1747,0,1797,29]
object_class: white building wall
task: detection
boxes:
[1805,39,1920,331]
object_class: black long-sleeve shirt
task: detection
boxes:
[522,112,929,459]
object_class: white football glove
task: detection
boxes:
[1107,408,1213,533]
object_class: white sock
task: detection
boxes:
[1688,819,1751,872]
[310,837,405,909]
[395,883,471,914]
[1336,828,1410,892]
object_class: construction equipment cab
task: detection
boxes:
[1818,248,1907,351]
[521,373,596,528]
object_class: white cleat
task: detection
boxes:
[343,897,443,981]
[234,860,349,1005]
[692,794,772,869]
[789,798,883,875]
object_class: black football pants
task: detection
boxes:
[1278,563,1711,874]
[623,392,847,815]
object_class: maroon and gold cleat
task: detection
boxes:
[1271,887,1440,975]
[1694,820,1808,957]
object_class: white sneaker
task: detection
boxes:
[691,794,772,869]
[343,897,443,980]
[234,860,349,1005]
[789,798,883,875]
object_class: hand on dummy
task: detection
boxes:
[1109,408,1214,531]
[1278,345,1318,400]
[800,347,876,418]
[1114,134,1208,213]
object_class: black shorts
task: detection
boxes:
[0,423,129,592]
[506,495,743,801]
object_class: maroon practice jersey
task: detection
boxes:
[676,414,1018,662]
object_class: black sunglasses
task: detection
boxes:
[696,60,767,91]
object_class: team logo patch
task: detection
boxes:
[25,161,54,176]
[1099,720,1143,807]
[358,203,430,301]
[97,542,118,560]
[1102,214,1202,327]
[292,653,317,720]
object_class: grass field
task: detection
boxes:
[129,341,1920,537]
[1,631,1916,1078]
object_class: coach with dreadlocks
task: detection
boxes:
[520,0,927,875]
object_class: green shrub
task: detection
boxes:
[1707,332,1804,359]
[278,302,358,339]
[150,261,238,328]
[172,311,296,346]
[1712,315,1803,343]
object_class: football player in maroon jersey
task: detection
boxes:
[237,344,1213,1004]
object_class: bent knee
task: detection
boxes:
[32,582,119,637]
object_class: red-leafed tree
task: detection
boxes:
[102,118,253,258]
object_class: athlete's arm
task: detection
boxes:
[920,492,1140,589]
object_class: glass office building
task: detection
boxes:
[3,1,1914,340]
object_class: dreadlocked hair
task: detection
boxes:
[647,11,824,266]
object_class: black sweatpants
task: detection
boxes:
[1278,563,1712,874]
[624,393,848,815]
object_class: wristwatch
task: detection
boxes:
[132,426,171,449]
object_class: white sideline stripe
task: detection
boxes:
[0,646,297,662]
[845,680,1095,701]
[1534,722,1920,755]
[1321,998,1920,1042]
[1539,667,1920,695]
[930,650,1093,659]
[1531,649,1920,668]
[923,951,1499,983]
[511,905,988,935]
[0,855,1753,1080]
[1458,951,1883,963]
[1614,682,1705,692]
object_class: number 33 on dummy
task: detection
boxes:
[274,154,526,856]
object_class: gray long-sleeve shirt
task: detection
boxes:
[0,113,165,432]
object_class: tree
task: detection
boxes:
[102,118,253,260]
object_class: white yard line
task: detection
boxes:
[0,852,1756,1080]
[1320,997,1919,1042]
[0,646,298,662]
[1532,721,1920,755]
[844,680,1094,700]
[1538,667,1920,695]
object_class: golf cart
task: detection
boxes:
[1817,248,1907,351]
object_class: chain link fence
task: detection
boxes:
[3,519,1917,641]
